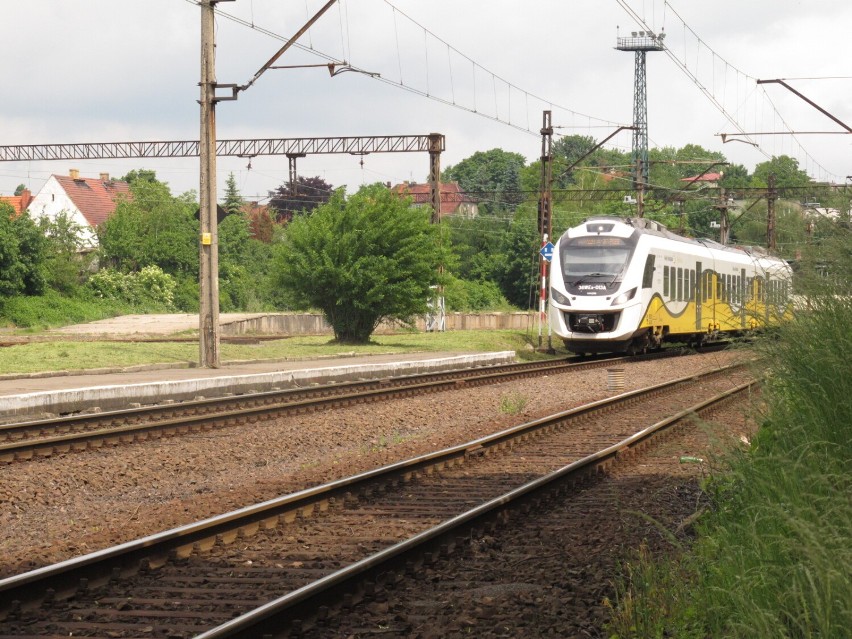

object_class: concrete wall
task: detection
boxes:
[220,312,536,336]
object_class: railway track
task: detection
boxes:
[0,348,703,463]
[0,362,755,637]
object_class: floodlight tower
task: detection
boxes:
[616,28,665,199]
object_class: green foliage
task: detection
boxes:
[171,274,200,312]
[87,265,176,310]
[268,175,334,221]
[720,163,750,191]
[443,275,513,311]
[443,215,503,282]
[273,184,446,343]
[0,290,131,329]
[97,178,198,275]
[0,202,47,297]
[499,391,527,414]
[119,169,160,186]
[442,148,527,214]
[495,206,539,308]
[751,155,811,188]
[223,172,243,215]
[37,212,92,294]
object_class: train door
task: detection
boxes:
[695,261,703,330]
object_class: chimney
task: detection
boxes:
[20,189,33,212]
[69,168,80,179]
[99,172,110,182]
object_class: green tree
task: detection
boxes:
[442,148,527,214]
[273,184,446,343]
[0,203,47,297]
[120,169,160,186]
[223,172,243,215]
[551,135,598,188]
[268,176,334,222]
[751,155,811,188]
[494,206,539,308]
[98,178,198,275]
[38,211,91,294]
[719,163,750,191]
[14,184,27,196]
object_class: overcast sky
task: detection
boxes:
[2,0,850,203]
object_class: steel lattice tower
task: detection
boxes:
[616,30,665,188]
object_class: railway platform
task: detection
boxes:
[0,351,517,420]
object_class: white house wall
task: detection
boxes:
[27,176,98,249]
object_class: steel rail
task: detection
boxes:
[198,378,757,638]
[0,355,633,462]
[0,362,747,620]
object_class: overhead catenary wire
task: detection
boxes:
[618,0,842,183]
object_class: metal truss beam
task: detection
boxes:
[0,135,445,162]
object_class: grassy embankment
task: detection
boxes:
[0,329,556,376]
[605,292,852,638]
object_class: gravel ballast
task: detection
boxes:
[0,350,751,579]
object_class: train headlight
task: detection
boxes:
[550,288,570,306]
[611,287,637,306]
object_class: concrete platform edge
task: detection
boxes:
[0,352,516,418]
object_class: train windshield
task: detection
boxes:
[560,236,632,283]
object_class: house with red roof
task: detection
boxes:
[27,169,131,250]
[0,188,34,217]
[680,172,723,187]
[391,181,478,219]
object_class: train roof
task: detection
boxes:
[578,216,787,265]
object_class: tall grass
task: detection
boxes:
[0,291,133,330]
[607,289,852,638]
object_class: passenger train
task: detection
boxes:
[548,216,793,354]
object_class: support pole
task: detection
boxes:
[427,133,445,331]
[287,153,305,196]
[767,173,777,252]
[199,0,220,368]
[428,133,442,225]
[718,187,729,245]
[537,111,554,352]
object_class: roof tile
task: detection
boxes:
[53,175,131,226]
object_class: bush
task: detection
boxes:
[274,184,447,343]
[443,276,515,311]
[87,265,176,310]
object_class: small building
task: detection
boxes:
[0,188,34,217]
[27,169,131,250]
[391,181,478,219]
[680,172,723,188]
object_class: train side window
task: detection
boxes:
[716,273,722,299]
[642,254,656,289]
[734,276,739,304]
[663,266,670,298]
[704,272,711,302]
[690,269,696,300]
[677,267,683,301]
